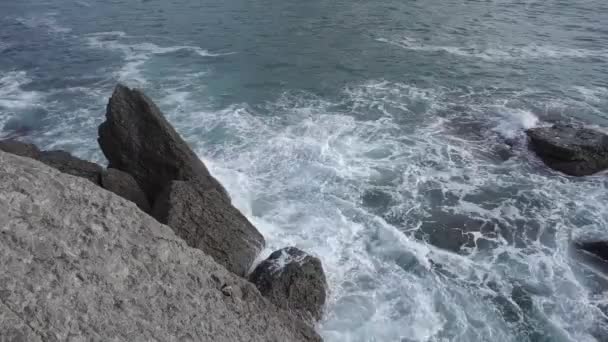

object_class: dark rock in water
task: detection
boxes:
[0,139,41,159]
[38,150,102,185]
[98,84,228,203]
[153,180,265,276]
[3,107,48,137]
[249,247,327,323]
[574,240,608,262]
[526,124,608,176]
[101,168,152,213]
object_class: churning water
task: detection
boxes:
[1,0,608,340]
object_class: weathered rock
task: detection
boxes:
[250,247,327,322]
[0,151,321,342]
[0,139,41,159]
[153,180,265,276]
[526,124,608,176]
[98,84,227,203]
[38,150,103,184]
[101,168,152,213]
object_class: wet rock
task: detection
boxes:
[101,168,151,213]
[249,247,327,322]
[0,150,321,342]
[38,150,102,185]
[574,240,608,262]
[98,84,228,203]
[0,139,41,159]
[526,124,608,176]
[152,180,264,277]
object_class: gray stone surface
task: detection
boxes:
[0,151,321,342]
[526,124,608,176]
[98,84,228,203]
[0,139,41,159]
[38,150,103,185]
[250,247,327,323]
[101,168,152,213]
[153,180,265,277]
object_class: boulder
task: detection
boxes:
[101,168,152,213]
[38,150,103,185]
[526,124,608,176]
[249,247,327,322]
[0,150,321,342]
[153,180,265,276]
[0,139,41,159]
[98,84,227,203]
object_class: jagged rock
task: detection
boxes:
[38,150,103,185]
[101,168,151,213]
[526,124,608,176]
[0,151,321,342]
[153,180,265,276]
[250,247,327,322]
[0,139,41,159]
[98,84,228,203]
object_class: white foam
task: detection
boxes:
[85,32,233,85]
[16,13,72,34]
[377,37,608,61]
[0,71,41,110]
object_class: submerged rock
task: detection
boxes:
[574,240,608,262]
[526,124,608,176]
[101,168,151,213]
[249,247,327,322]
[98,84,228,203]
[153,180,265,276]
[0,151,320,342]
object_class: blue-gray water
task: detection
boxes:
[2,0,608,341]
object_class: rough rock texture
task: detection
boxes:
[38,150,103,184]
[101,168,151,213]
[0,139,102,184]
[0,151,321,342]
[98,84,228,203]
[249,247,327,323]
[526,124,608,176]
[0,139,41,159]
[153,180,265,276]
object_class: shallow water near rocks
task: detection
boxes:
[2,0,608,341]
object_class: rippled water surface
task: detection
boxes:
[2,0,608,340]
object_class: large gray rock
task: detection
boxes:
[98,84,227,203]
[249,247,327,323]
[38,150,103,184]
[0,139,102,184]
[0,139,41,159]
[153,180,265,276]
[0,151,321,342]
[101,168,152,213]
[526,124,608,176]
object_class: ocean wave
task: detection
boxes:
[15,13,72,34]
[85,32,233,84]
[377,37,608,61]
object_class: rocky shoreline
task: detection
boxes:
[0,85,326,341]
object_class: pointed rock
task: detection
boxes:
[98,84,227,203]
[101,168,151,213]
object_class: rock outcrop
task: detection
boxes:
[0,151,321,342]
[98,84,228,203]
[526,124,608,176]
[153,180,264,276]
[101,168,152,213]
[250,247,327,323]
[0,140,102,184]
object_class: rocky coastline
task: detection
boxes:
[0,85,326,341]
